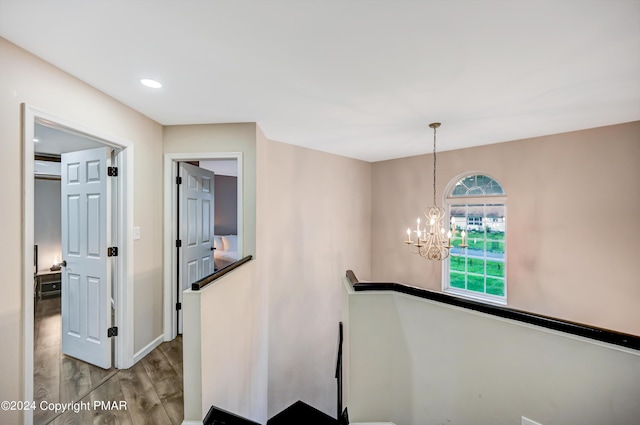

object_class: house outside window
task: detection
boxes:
[444,174,507,304]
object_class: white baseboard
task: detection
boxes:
[351,423,396,425]
[133,334,164,364]
[182,421,202,425]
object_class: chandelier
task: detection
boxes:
[404,122,467,260]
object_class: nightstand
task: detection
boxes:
[35,270,62,299]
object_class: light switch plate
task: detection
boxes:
[522,417,542,425]
[133,226,141,240]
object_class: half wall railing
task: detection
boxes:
[346,270,640,351]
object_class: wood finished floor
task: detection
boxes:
[34,297,183,425]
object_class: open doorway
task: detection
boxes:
[33,124,118,424]
[163,152,243,340]
[22,105,134,425]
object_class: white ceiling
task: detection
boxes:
[34,123,105,155]
[200,159,238,177]
[2,0,639,162]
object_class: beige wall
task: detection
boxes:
[0,37,164,423]
[34,179,62,272]
[263,139,371,417]
[372,122,640,336]
[163,123,257,257]
[346,281,640,425]
[164,127,372,419]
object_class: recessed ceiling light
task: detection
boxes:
[140,78,162,89]
[33,138,39,142]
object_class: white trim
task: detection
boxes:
[22,104,135,425]
[163,152,244,341]
[116,144,135,369]
[346,281,640,357]
[22,104,35,425]
[163,154,175,341]
[350,423,397,425]
[182,421,204,425]
[134,334,164,363]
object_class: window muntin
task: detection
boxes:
[445,175,506,304]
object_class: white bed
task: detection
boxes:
[213,234,239,267]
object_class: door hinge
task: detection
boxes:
[108,166,118,177]
[107,247,118,257]
[176,176,182,184]
[107,327,118,338]
[176,240,182,248]
[176,302,182,311]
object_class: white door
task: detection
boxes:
[179,162,215,332]
[61,147,112,369]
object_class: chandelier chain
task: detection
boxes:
[432,125,437,206]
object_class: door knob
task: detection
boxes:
[60,260,67,267]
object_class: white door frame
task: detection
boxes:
[22,104,135,425]
[163,152,243,341]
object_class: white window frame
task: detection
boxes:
[442,173,507,305]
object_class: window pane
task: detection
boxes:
[467,231,485,251]
[450,204,465,218]
[486,278,505,296]
[486,204,505,235]
[487,240,504,254]
[467,204,484,222]
[460,176,476,188]
[467,274,485,293]
[450,272,465,289]
[450,256,466,272]
[475,175,492,188]
[466,257,484,274]
[485,260,505,278]
[451,183,468,197]
[485,180,504,195]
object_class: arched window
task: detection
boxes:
[444,174,507,304]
